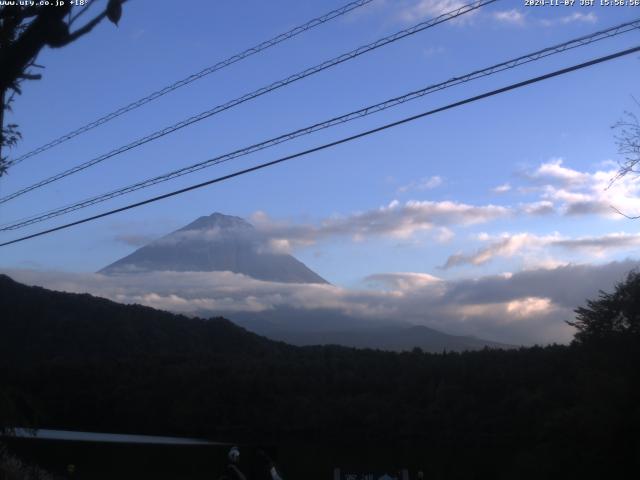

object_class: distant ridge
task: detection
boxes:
[100,212,328,284]
[229,307,516,352]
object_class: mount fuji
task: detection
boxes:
[100,212,327,284]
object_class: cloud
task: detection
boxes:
[398,1,526,27]
[552,232,640,255]
[443,231,640,268]
[435,226,455,243]
[110,158,637,264]
[438,259,638,341]
[493,9,525,25]
[397,0,476,24]
[398,175,443,193]
[365,272,443,290]
[540,11,597,27]
[506,297,552,317]
[526,158,589,186]
[521,159,640,219]
[492,183,512,194]
[5,259,638,345]
[518,200,555,216]
[251,199,509,249]
[443,232,560,268]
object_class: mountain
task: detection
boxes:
[97,212,510,351]
[100,212,328,284]
[0,274,282,365]
[228,307,515,352]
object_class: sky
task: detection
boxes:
[1,0,640,345]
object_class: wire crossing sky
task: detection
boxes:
[2,17,638,232]
[2,0,639,345]
[5,0,377,168]
[2,44,638,248]
[0,0,497,206]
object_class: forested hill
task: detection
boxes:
[1,273,640,478]
[0,273,286,364]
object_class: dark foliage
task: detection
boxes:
[1,274,639,478]
[569,270,640,343]
[0,443,53,480]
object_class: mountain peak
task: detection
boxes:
[100,213,328,284]
[181,212,252,232]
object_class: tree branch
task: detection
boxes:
[59,10,108,46]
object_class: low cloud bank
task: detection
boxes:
[5,259,638,345]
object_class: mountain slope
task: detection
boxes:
[100,212,327,284]
[0,274,284,365]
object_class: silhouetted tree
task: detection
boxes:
[568,270,640,343]
[610,100,640,218]
[0,0,125,174]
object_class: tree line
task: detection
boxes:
[0,273,639,478]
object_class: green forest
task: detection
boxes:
[1,272,639,479]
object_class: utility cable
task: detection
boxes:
[5,0,377,167]
[1,18,638,231]
[0,0,496,205]
[1,44,637,247]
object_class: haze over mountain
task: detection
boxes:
[230,307,514,351]
[100,212,328,284]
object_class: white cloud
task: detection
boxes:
[443,232,561,268]
[443,231,640,268]
[541,11,597,27]
[492,183,512,194]
[521,158,640,219]
[506,297,552,317]
[435,226,455,243]
[398,0,475,24]
[398,1,528,27]
[493,9,525,25]
[518,200,555,216]
[252,199,510,247]
[365,272,443,291]
[457,296,553,323]
[527,158,589,186]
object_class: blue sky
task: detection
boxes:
[1,0,640,344]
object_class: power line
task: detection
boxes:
[2,18,638,232]
[0,0,496,205]
[1,44,638,248]
[5,0,377,167]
